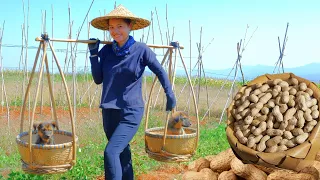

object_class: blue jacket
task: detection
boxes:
[90,42,173,109]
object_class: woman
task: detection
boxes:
[89,5,176,180]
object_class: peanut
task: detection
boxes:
[289,87,297,95]
[279,104,288,114]
[266,129,283,136]
[311,110,319,119]
[244,116,253,125]
[305,88,314,96]
[295,132,309,144]
[272,105,283,122]
[247,134,263,148]
[284,108,297,121]
[235,130,248,144]
[237,100,250,112]
[259,84,270,93]
[299,82,308,91]
[265,146,278,153]
[304,120,317,133]
[291,128,304,136]
[288,77,299,86]
[296,110,305,128]
[248,94,259,103]
[261,106,270,115]
[283,131,294,140]
[280,91,290,104]
[259,93,272,104]
[266,136,282,147]
[296,94,307,111]
[252,122,267,136]
[257,135,270,152]
[266,99,276,108]
[286,139,296,148]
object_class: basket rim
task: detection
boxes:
[16,130,78,149]
[145,127,197,139]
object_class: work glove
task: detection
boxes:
[88,38,100,55]
[166,92,176,111]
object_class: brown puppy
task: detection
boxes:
[33,121,56,145]
[167,111,191,135]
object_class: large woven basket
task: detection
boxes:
[145,127,197,162]
[143,47,200,162]
[16,38,77,174]
[226,73,320,172]
[16,130,78,174]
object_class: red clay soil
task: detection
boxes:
[96,164,188,180]
[0,106,96,124]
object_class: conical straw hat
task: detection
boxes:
[91,4,150,31]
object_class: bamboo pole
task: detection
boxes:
[44,54,59,130]
[155,7,164,53]
[51,4,55,120]
[21,0,31,123]
[15,25,25,110]
[188,20,192,113]
[35,37,184,49]
[0,21,10,129]
[40,10,46,114]
[177,47,199,149]
[20,43,42,133]
[273,23,289,74]
[48,40,76,163]
[151,11,155,52]
[28,41,47,165]
[165,4,170,44]
[0,23,3,112]
[145,49,170,130]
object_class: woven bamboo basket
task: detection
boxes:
[16,38,77,174]
[16,130,78,174]
[226,73,320,172]
[145,127,197,162]
[144,47,200,162]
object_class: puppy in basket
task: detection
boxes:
[33,121,57,145]
[167,111,191,135]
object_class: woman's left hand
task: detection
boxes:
[166,92,176,111]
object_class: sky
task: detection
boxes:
[0,0,319,73]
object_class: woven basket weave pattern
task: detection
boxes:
[226,73,320,171]
[16,130,78,174]
[145,127,197,162]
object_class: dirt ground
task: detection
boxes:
[96,164,188,180]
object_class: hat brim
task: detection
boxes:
[91,16,150,31]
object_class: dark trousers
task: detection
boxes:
[102,107,144,180]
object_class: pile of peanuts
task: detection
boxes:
[231,77,319,153]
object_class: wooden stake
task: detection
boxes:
[0,21,10,129]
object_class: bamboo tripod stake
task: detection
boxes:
[20,34,77,168]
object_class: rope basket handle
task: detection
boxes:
[19,37,77,167]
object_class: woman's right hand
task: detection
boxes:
[88,38,100,55]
